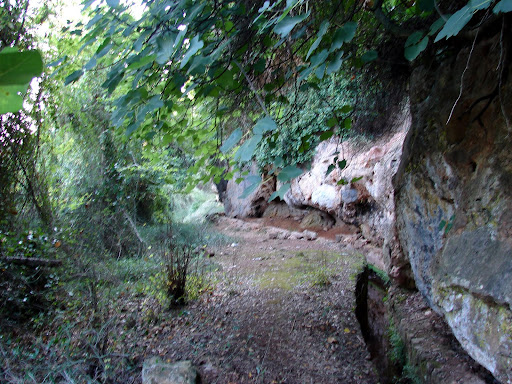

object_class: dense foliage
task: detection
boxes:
[0,0,511,381]
[58,0,512,195]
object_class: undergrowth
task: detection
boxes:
[0,188,229,383]
[388,318,422,384]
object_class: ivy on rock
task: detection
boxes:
[62,0,512,195]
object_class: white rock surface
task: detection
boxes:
[142,358,198,384]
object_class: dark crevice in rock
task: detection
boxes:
[356,266,401,384]
[252,197,267,218]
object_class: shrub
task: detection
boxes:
[162,234,193,307]
[0,228,59,321]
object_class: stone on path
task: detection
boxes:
[302,230,318,241]
[142,358,199,384]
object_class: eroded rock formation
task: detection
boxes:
[393,34,512,383]
[222,31,512,384]
[223,163,275,218]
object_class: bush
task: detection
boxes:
[0,228,59,321]
[163,244,192,307]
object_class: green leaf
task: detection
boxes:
[277,165,303,182]
[127,54,156,70]
[405,35,428,61]
[180,35,204,69]
[298,66,314,82]
[137,95,164,122]
[253,116,277,135]
[172,28,188,57]
[84,57,97,70]
[320,131,334,141]
[315,63,326,79]
[0,84,26,114]
[337,178,348,185]
[64,69,84,85]
[47,56,66,68]
[493,0,512,13]
[239,175,262,199]
[220,128,242,153]
[361,50,378,63]
[351,176,363,183]
[269,183,291,202]
[340,105,352,114]
[326,164,336,176]
[235,134,262,162]
[0,47,18,53]
[156,33,176,65]
[468,0,492,11]
[325,50,344,75]
[438,220,447,231]
[428,18,445,36]
[208,38,232,62]
[274,156,284,168]
[310,49,329,67]
[327,117,337,128]
[330,22,357,51]
[405,31,424,47]
[338,159,347,169]
[0,50,43,85]
[86,13,103,29]
[82,0,95,11]
[162,133,173,145]
[306,20,329,60]
[188,55,212,75]
[344,118,352,130]
[254,58,266,74]
[95,37,111,55]
[273,13,309,38]
[125,121,139,137]
[259,1,270,13]
[106,0,120,7]
[435,6,472,42]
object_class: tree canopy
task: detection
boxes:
[51,0,510,194]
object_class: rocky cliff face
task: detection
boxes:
[394,34,512,383]
[282,115,410,276]
[222,32,511,384]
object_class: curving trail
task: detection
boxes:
[162,217,379,383]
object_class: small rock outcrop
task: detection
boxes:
[393,33,512,383]
[300,210,335,230]
[142,358,199,384]
[262,201,306,219]
[223,163,275,218]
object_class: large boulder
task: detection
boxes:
[393,34,512,383]
[223,162,275,218]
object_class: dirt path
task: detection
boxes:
[160,217,379,383]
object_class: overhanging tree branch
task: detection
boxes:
[372,0,412,37]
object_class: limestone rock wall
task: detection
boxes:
[393,34,512,383]
[284,111,410,271]
[221,30,512,383]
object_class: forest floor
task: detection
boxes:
[1,216,380,384]
[155,216,379,384]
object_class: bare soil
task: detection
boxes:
[159,217,379,383]
[1,217,379,384]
